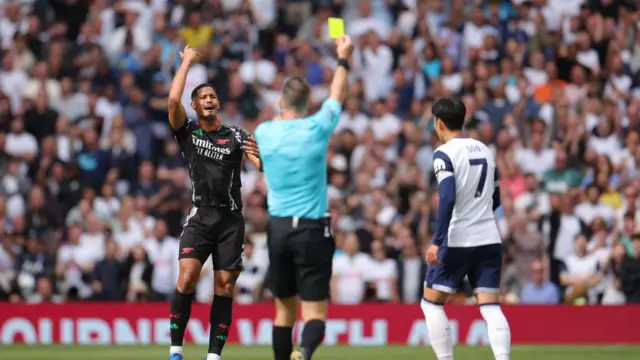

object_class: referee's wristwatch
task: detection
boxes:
[337,58,350,71]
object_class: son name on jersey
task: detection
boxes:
[192,136,231,161]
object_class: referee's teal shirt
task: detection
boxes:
[254,99,342,219]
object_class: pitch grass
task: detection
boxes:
[2,345,640,360]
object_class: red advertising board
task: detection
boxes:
[1,303,639,345]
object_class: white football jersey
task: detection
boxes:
[433,137,501,248]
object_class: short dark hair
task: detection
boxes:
[191,83,215,101]
[281,76,310,112]
[431,98,466,131]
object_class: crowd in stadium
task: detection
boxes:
[0,0,640,306]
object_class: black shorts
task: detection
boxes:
[267,215,335,301]
[178,206,245,271]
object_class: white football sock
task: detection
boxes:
[206,354,221,360]
[169,346,183,355]
[479,304,511,360]
[421,299,453,360]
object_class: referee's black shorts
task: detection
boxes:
[267,214,335,301]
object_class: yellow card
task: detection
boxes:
[328,17,345,39]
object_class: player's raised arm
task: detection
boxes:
[328,35,354,105]
[167,45,200,130]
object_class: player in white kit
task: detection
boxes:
[421,98,511,360]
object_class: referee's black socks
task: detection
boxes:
[301,319,326,358]
[170,289,195,347]
[272,326,293,360]
[208,294,234,355]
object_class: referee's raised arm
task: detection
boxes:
[328,35,354,105]
[300,35,354,134]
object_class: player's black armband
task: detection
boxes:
[337,58,350,71]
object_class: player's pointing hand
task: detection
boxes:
[426,244,440,265]
[179,45,201,64]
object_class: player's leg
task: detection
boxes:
[267,218,298,360]
[170,214,213,360]
[469,244,511,360]
[422,272,454,359]
[206,269,240,360]
[294,220,334,360]
[422,246,468,360]
[207,210,245,360]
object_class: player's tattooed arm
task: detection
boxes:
[241,129,263,172]
[168,45,200,130]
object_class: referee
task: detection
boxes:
[253,35,354,360]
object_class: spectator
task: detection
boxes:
[0,51,28,113]
[336,97,369,136]
[542,150,582,193]
[396,235,425,304]
[180,11,214,53]
[106,9,152,61]
[26,277,63,304]
[513,172,550,226]
[144,219,179,301]
[76,128,112,190]
[618,212,638,256]
[10,34,36,73]
[121,245,153,302]
[560,234,603,304]
[112,205,143,259]
[14,237,53,300]
[520,260,560,304]
[56,224,97,300]
[5,117,38,162]
[91,240,122,301]
[506,212,546,288]
[23,61,61,104]
[547,194,586,272]
[234,240,268,304]
[601,243,627,305]
[366,240,399,302]
[2,158,28,219]
[0,235,16,300]
[24,93,59,142]
[331,233,372,304]
[620,234,640,303]
[514,121,555,181]
[575,185,616,227]
[52,76,88,122]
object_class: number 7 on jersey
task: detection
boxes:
[469,158,487,198]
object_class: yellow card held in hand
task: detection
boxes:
[328,17,345,39]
